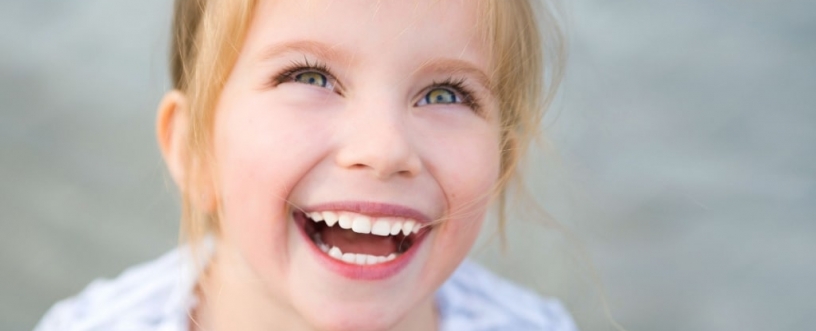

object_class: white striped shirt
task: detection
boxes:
[35,247,577,331]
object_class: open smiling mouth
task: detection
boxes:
[294,210,429,266]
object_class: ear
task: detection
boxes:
[156,90,217,212]
[157,90,189,188]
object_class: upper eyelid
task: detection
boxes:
[273,58,343,90]
[416,79,483,115]
[410,59,494,95]
[430,80,465,92]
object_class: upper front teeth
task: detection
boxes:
[371,221,391,236]
[351,215,372,233]
[307,211,422,236]
[338,214,353,229]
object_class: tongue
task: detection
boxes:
[321,226,398,256]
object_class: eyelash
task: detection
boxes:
[271,60,482,113]
[271,58,339,91]
[426,78,481,113]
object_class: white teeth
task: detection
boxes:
[305,210,426,236]
[329,246,343,259]
[338,214,353,229]
[347,253,392,265]
[371,220,392,236]
[324,246,399,265]
[309,212,418,265]
[365,255,379,265]
[323,211,338,227]
[390,221,403,235]
[351,216,372,234]
[402,220,415,236]
[310,212,324,222]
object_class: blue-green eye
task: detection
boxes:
[423,88,458,104]
[414,80,481,113]
[294,72,327,87]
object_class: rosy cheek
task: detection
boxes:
[437,141,499,249]
[446,144,501,205]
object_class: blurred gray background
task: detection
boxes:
[1,1,814,330]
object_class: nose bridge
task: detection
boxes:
[335,93,421,179]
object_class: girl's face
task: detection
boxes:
[209,0,499,329]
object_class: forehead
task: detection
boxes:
[242,0,490,72]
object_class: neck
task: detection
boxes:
[190,241,438,331]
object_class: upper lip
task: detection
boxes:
[299,201,432,224]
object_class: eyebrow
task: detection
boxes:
[255,40,355,66]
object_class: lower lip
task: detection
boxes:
[293,212,429,280]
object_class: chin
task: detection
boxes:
[299,302,407,331]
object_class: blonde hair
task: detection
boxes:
[169,0,566,246]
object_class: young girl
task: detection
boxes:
[36,0,576,330]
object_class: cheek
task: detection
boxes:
[213,122,289,258]
[427,125,501,252]
[210,95,333,254]
[433,128,501,210]
[214,91,331,196]
[442,160,498,246]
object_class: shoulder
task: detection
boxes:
[436,260,579,331]
[34,248,194,331]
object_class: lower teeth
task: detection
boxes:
[312,233,399,265]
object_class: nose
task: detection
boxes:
[335,103,422,180]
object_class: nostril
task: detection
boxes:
[334,125,422,178]
[336,156,421,179]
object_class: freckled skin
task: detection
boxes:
[195,1,502,330]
